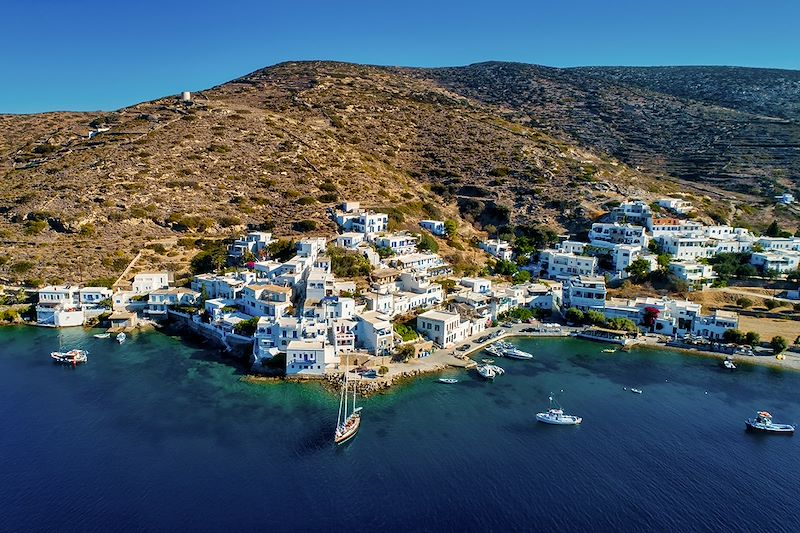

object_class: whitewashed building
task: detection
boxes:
[750,251,800,273]
[589,223,648,246]
[657,198,693,214]
[285,340,337,376]
[565,276,606,311]
[419,220,446,236]
[228,231,272,261]
[132,272,171,294]
[416,309,468,348]
[540,250,598,279]
[481,239,513,261]
[36,285,84,327]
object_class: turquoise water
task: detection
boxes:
[1,326,799,532]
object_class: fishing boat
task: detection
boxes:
[502,345,534,360]
[438,378,459,384]
[536,395,582,425]
[116,332,126,344]
[630,388,643,394]
[476,365,496,380]
[335,356,362,445]
[51,349,88,366]
[745,411,795,435]
[722,357,736,370]
[93,333,111,339]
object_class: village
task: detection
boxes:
[24,196,800,383]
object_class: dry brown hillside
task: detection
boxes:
[0,61,768,285]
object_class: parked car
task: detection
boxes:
[457,343,471,351]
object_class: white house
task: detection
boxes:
[657,198,693,215]
[775,193,795,205]
[132,272,171,294]
[335,232,365,249]
[375,233,417,255]
[658,233,715,261]
[36,285,84,327]
[353,311,394,355]
[692,310,739,340]
[589,223,648,246]
[228,231,272,261]
[146,287,200,318]
[285,340,337,376]
[352,212,388,235]
[191,273,247,300]
[459,277,492,294]
[416,309,468,348]
[79,287,113,305]
[525,282,563,312]
[756,237,800,252]
[390,253,444,272]
[540,250,598,279]
[481,239,513,261]
[420,220,446,236]
[649,218,704,237]
[669,261,716,289]
[610,200,653,226]
[750,251,800,273]
[238,284,293,318]
[565,276,606,311]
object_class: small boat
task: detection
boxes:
[481,358,495,364]
[476,365,496,380]
[116,332,126,344]
[722,358,736,370]
[536,395,582,425]
[51,349,88,365]
[486,364,505,375]
[93,333,111,339]
[630,388,643,394]
[438,378,459,384]
[601,348,617,353]
[335,355,362,445]
[484,344,502,357]
[745,411,795,435]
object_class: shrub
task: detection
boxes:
[764,299,780,310]
[736,297,753,309]
[745,331,760,345]
[378,365,389,375]
[10,261,35,274]
[771,336,788,354]
[394,324,418,342]
[267,239,296,262]
[79,223,96,236]
[328,246,372,277]
[319,181,337,192]
[293,220,317,232]
[318,193,338,203]
[23,220,47,235]
[565,307,584,324]
[218,216,241,228]
[296,196,316,205]
[417,232,439,253]
[722,329,746,344]
[234,316,259,336]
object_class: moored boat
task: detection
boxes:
[536,395,582,425]
[438,378,459,384]
[630,388,643,394]
[335,356,362,445]
[723,357,736,370]
[93,333,111,339]
[502,345,534,360]
[601,348,617,353]
[116,332,126,344]
[476,365,496,380]
[51,349,88,365]
[745,411,795,435]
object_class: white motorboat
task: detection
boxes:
[51,349,88,365]
[484,344,502,357]
[93,333,111,339]
[745,411,795,435]
[723,357,736,370]
[438,378,459,384]
[476,365,496,380]
[630,388,643,394]
[536,395,582,425]
[116,332,126,344]
[502,346,534,360]
[485,364,505,375]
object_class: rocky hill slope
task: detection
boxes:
[422,62,800,197]
[1,61,797,284]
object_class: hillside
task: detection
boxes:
[0,61,797,284]
[422,62,800,199]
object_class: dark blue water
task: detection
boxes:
[2,326,799,532]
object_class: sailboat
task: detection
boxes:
[51,330,88,366]
[335,356,362,445]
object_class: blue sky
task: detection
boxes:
[3,0,799,113]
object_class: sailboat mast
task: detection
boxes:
[343,355,349,420]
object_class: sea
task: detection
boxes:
[2,326,799,532]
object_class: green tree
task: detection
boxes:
[771,336,788,354]
[327,246,372,277]
[656,254,671,272]
[444,219,458,237]
[267,239,296,261]
[722,329,746,344]
[625,258,652,283]
[745,331,760,345]
[606,317,638,333]
[233,316,259,336]
[513,270,531,284]
[417,232,439,253]
[565,307,584,324]
[765,220,781,237]
[584,310,606,326]
[494,259,518,277]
